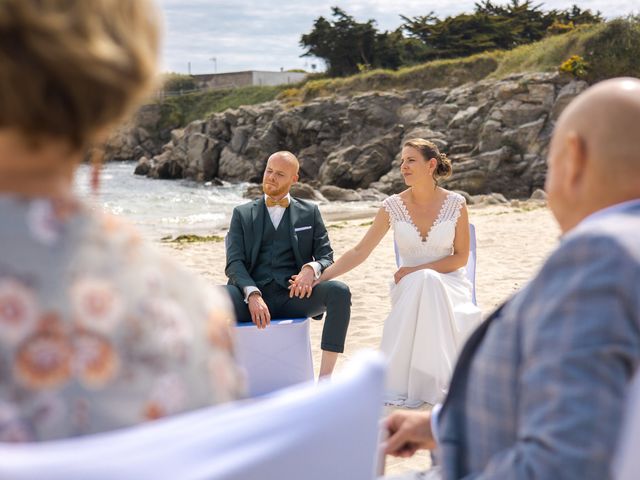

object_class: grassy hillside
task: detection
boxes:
[281,18,640,103]
[155,18,640,130]
[156,85,287,131]
[279,54,500,104]
[492,19,640,80]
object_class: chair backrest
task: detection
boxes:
[614,369,640,480]
[235,317,314,396]
[467,223,477,305]
[0,352,386,480]
[394,223,477,305]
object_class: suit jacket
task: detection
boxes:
[225,196,333,291]
[437,201,640,479]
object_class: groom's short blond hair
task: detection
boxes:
[0,0,161,150]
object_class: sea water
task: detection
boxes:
[74,162,378,240]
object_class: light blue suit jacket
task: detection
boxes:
[437,201,640,479]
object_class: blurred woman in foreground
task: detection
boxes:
[0,0,243,442]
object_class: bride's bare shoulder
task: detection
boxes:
[397,189,411,200]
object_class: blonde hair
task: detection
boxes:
[0,0,161,150]
[403,138,452,184]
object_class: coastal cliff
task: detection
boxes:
[122,72,585,198]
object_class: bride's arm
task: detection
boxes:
[395,205,471,283]
[320,207,390,282]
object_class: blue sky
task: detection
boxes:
[158,0,638,74]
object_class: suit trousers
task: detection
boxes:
[224,280,351,353]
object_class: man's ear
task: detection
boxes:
[564,132,588,195]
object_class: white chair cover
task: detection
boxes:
[467,223,477,305]
[235,317,314,396]
[615,369,640,480]
[0,351,385,480]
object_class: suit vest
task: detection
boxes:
[252,207,298,289]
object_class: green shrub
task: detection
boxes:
[156,85,285,131]
[547,20,576,36]
[559,54,589,78]
[162,72,198,92]
[583,18,640,82]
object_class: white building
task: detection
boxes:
[192,70,307,89]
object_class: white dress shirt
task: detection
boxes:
[266,193,289,230]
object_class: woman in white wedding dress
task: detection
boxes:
[318,139,482,407]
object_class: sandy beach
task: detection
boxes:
[160,200,561,476]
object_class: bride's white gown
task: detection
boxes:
[381,192,482,406]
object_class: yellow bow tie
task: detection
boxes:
[265,197,290,208]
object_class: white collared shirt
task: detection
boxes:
[265,193,290,230]
[578,199,640,227]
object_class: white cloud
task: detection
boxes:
[158,0,639,74]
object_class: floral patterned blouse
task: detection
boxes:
[0,195,244,442]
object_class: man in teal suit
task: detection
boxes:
[224,151,351,377]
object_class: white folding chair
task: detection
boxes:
[0,352,386,480]
[235,317,314,396]
[224,234,315,395]
[394,223,478,305]
[614,369,640,480]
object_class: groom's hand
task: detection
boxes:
[248,292,270,329]
[288,266,315,298]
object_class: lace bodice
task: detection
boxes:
[383,191,465,267]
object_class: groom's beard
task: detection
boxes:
[262,181,288,199]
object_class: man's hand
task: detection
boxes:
[247,292,270,329]
[288,265,315,298]
[394,266,416,284]
[384,410,435,458]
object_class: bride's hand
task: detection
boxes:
[289,274,322,290]
[394,266,415,284]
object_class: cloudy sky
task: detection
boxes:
[158,0,638,75]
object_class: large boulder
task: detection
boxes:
[290,183,327,202]
[319,185,363,202]
[318,132,401,189]
[552,80,589,120]
[104,103,173,162]
[218,147,259,182]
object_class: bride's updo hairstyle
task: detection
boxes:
[0,0,161,151]
[404,138,452,185]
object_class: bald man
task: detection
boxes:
[224,151,351,377]
[383,78,640,479]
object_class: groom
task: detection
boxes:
[383,77,640,478]
[224,151,351,377]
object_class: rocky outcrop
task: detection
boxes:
[103,103,176,163]
[132,72,588,198]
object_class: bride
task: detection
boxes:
[317,138,481,407]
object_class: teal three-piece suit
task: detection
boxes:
[224,196,351,353]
